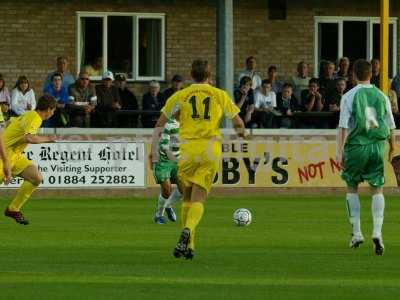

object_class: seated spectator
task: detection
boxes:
[371,59,380,87]
[84,57,103,77]
[253,79,276,128]
[336,57,350,81]
[237,56,262,90]
[68,71,97,127]
[163,74,184,100]
[234,76,255,128]
[326,78,347,128]
[95,71,121,128]
[301,78,325,112]
[114,73,139,128]
[43,72,70,127]
[44,56,75,90]
[141,80,164,128]
[345,69,356,92]
[290,61,311,103]
[276,83,300,128]
[0,74,11,120]
[267,65,283,94]
[11,75,36,116]
[301,78,328,128]
[318,61,336,96]
[389,89,398,114]
[391,73,400,101]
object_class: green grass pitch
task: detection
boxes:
[0,195,399,300]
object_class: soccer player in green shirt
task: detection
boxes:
[337,59,396,256]
[150,118,182,224]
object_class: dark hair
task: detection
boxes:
[191,59,211,82]
[282,82,293,89]
[239,76,252,87]
[15,75,30,92]
[36,94,57,111]
[353,59,372,81]
[335,77,346,84]
[0,74,5,92]
[309,78,319,86]
[246,56,256,64]
[262,79,272,85]
[51,72,63,82]
[268,65,277,73]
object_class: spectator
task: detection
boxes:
[276,83,300,128]
[84,57,103,77]
[234,76,255,128]
[0,74,11,120]
[389,89,398,114]
[371,59,380,87]
[95,71,121,127]
[44,56,75,90]
[141,80,164,128]
[336,57,350,81]
[301,78,325,112]
[318,61,336,96]
[237,56,262,90]
[68,71,97,127]
[114,73,139,128]
[327,78,347,112]
[290,61,311,103]
[11,75,36,116]
[163,74,184,100]
[253,79,276,128]
[43,72,70,127]
[345,69,356,92]
[267,65,283,94]
[391,73,400,100]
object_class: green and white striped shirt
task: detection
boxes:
[159,119,180,162]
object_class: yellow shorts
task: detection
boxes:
[0,153,32,181]
[178,139,221,193]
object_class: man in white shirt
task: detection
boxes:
[237,56,262,90]
[253,79,277,128]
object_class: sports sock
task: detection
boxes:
[8,181,38,212]
[346,193,362,236]
[164,188,182,208]
[185,202,204,234]
[188,229,196,250]
[181,201,191,228]
[156,194,167,217]
[372,193,385,238]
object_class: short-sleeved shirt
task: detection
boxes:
[159,119,180,162]
[161,83,240,140]
[254,90,276,109]
[339,84,396,145]
[4,111,42,153]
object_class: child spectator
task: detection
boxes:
[253,79,276,128]
[11,76,36,116]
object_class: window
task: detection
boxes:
[77,12,165,81]
[315,17,397,78]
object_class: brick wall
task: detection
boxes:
[0,0,399,102]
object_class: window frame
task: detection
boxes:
[314,16,398,78]
[76,11,166,82]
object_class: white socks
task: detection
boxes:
[156,194,167,217]
[346,193,361,236]
[164,188,182,208]
[372,194,385,238]
[346,193,385,238]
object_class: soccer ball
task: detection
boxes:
[233,208,252,226]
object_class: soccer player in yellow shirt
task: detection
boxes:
[3,94,57,225]
[0,111,11,185]
[151,59,245,259]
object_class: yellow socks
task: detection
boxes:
[181,201,191,227]
[185,202,204,235]
[8,181,38,212]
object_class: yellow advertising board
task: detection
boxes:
[146,140,398,187]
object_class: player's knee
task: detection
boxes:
[31,172,43,186]
[161,188,171,199]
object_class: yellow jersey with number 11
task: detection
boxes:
[161,83,239,140]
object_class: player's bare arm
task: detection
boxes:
[0,130,11,184]
[24,134,57,144]
[336,127,348,169]
[388,129,395,162]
